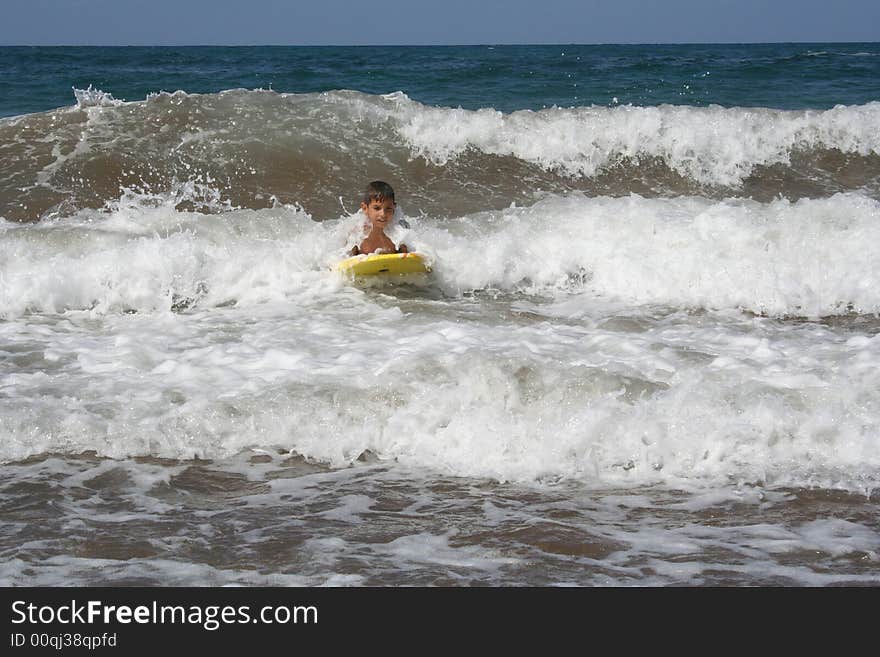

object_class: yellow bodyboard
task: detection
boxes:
[335,252,431,277]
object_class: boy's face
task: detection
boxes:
[361,196,396,231]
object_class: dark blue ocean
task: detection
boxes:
[2,43,880,118]
[1,44,879,587]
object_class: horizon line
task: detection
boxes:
[1,40,878,48]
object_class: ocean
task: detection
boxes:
[1,44,879,587]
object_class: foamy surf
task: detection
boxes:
[2,89,879,222]
[2,44,879,587]
[2,281,879,494]
[3,187,878,319]
[1,187,879,495]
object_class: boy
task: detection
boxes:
[349,181,409,256]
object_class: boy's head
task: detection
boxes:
[362,180,395,205]
[360,180,396,231]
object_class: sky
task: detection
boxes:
[1,0,878,46]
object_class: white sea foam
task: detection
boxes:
[388,95,880,186]
[1,273,878,492]
[0,189,349,317]
[422,192,880,317]
[73,85,124,109]
[3,188,878,319]
[2,189,879,493]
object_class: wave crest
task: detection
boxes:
[1,90,879,223]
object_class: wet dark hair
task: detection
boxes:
[362,180,395,204]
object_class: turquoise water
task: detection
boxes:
[2,43,879,118]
